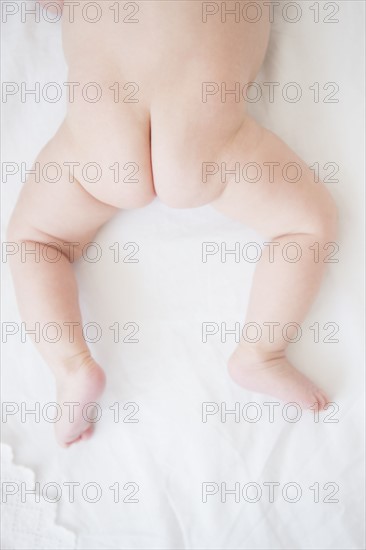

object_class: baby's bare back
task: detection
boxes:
[59,0,270,208]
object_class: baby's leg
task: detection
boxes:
[212,116,337,409]
[7,131,118,446]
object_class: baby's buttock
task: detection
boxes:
[60,1,270,208]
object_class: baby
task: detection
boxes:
[8,0,337,446]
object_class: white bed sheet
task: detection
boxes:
[1,1,365,549]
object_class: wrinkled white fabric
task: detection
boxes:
[0,443,76,549]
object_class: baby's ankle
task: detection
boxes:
[234,342,286,364]
[53,350,97,377]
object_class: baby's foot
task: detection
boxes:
[228,345,328,410]
[54,354,106,447]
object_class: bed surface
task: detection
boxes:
[1,2,365,548]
